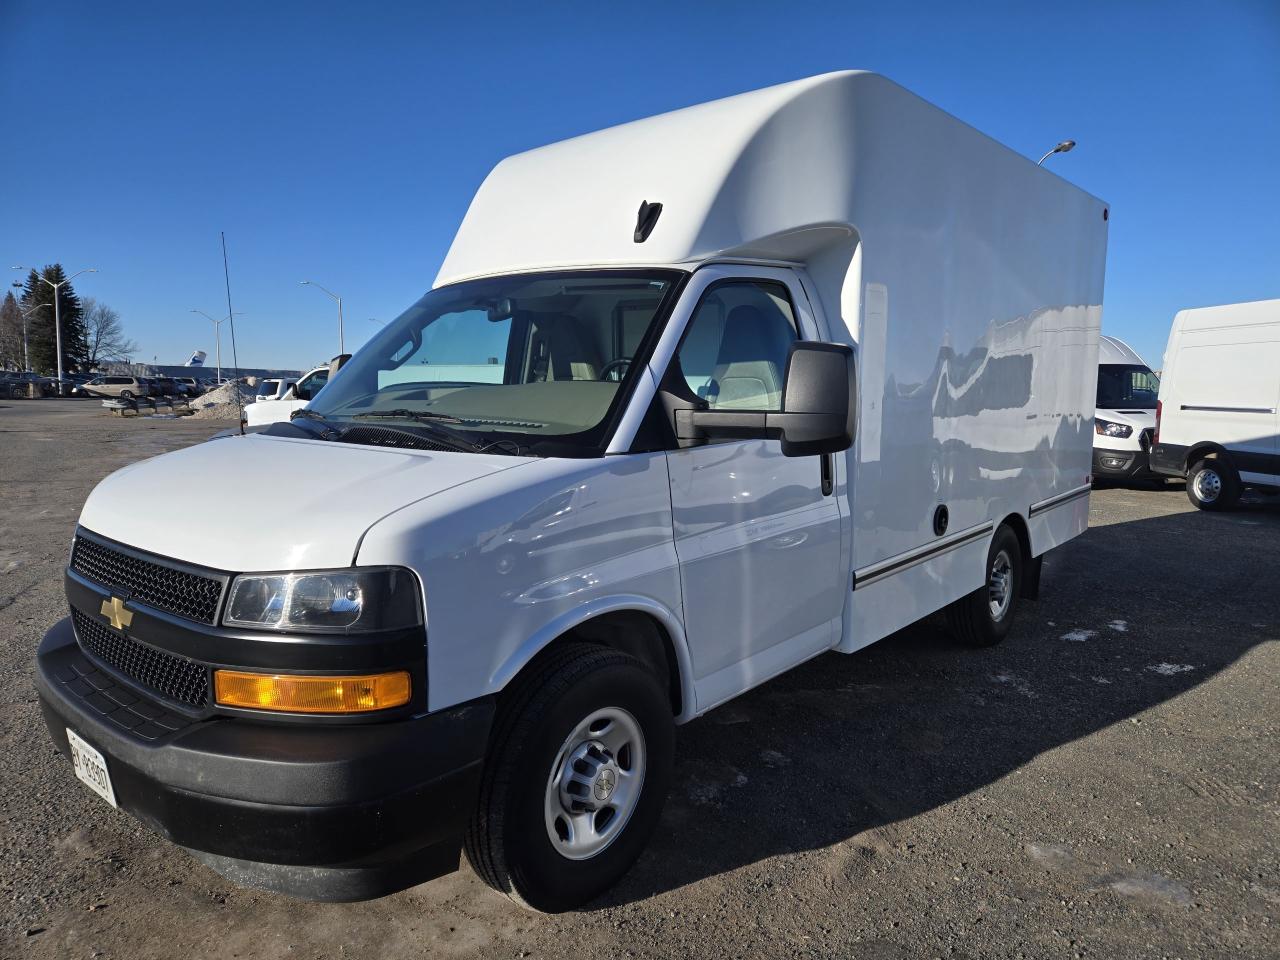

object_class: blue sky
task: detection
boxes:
[2,1,1277,370]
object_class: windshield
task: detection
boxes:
[1097,363,1160,409]
[309,270,683,454]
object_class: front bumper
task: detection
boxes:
[1092,446,1154,481]
[35,617,493,901]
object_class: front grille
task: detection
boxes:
[337,425,460,453]
[1139,428,1154,451]
[71,534,224,624]
[71,608,209,707]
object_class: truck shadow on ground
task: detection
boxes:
[602,491,1280,907]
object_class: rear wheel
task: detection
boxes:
[946,525,1022,647]
[1186,457,1240,511]
[119,390,133,399]
[465,643,674,912]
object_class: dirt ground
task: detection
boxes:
[2,400,1277,959]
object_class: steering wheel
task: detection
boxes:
[600,358,632,382]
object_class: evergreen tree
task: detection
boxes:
[20,265,87,374]
[0,292,23,370]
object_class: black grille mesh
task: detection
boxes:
[72,609,209,707]
[338,425,459,452]
[71,535,223,624]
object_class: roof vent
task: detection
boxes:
[633,201,663,243]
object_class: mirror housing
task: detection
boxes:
[674,341,855,456]
[328,353,351,378]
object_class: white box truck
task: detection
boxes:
[1150,298,1280,508]
[1092,335,1160,482]
[34,72,1108,909]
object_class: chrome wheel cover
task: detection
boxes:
[988,549,1013,621]
[1193,468,1221,503]
[544,706,646,861]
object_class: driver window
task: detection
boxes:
[675,281,798,411]
[295,369,328,401]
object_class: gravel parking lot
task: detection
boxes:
[2,400,1277,959]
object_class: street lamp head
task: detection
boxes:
[300,280,312,286]
[1037,139,1078,166]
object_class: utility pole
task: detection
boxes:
[300,280,344,355]
[11,265,99,392]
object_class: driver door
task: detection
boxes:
[660,267,845,709]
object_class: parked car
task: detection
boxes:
[1151,298,1280,509]
[2,372,56,397]
[174,377,204,396]
[34,72,1107,911]
[252,377,297,403]
[1091,335,1161,483]
[78,375,152,399]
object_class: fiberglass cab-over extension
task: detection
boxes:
[35,71,1108,910]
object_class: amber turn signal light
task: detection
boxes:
[213,670,411,713]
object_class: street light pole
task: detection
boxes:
[300,280,344,355]
[17,302,51,373]
[1036,140,1077,166]
[191,309,241,383]
[11,265,99,392]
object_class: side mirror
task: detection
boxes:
[329,353,351,378]
[289,384,305,401]
[674,341,855,457]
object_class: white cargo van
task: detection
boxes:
[34,72,1107,910]
[1151,298,1280,509]
[1091,335,1160,482]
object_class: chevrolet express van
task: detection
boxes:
[1092,335,1160,482]
[35,72,1108,910]
[1151,298,1280,509]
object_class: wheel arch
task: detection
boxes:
[1184,442,1233,471]
[489,596,696,723]
[999,511,1041,600]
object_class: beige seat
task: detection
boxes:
[530,316,602,381]
[706,305,795,409]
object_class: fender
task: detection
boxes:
[488,594,699,724]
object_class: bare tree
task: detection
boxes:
[82,298,138,368]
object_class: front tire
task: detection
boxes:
[465,643,674,912]
[1186,457,1240,511]
[946,525,1023,647]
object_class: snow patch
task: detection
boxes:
[991,673,1038,699]
[1061,629,1097,643]
[1146,663,1195,676]
[1090,676,1113,685]
[1107,620,1128,633]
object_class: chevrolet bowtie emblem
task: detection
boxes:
[100,597,133,631]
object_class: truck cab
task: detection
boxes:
[1091,335,1160,483]
[244,364,331,427]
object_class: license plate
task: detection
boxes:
[67,728,117,807]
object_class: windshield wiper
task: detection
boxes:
[347,409,479,451]
[352,409,465,424]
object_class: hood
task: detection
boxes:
[78,433,531,572]
[1096,408,1156,430]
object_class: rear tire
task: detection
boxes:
[1186,457,1240,511]
[946,525,1022,647]
[465,643,674,912]
[119,390,133,399]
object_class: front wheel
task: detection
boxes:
[1186,457,1240,511]
[465,644,674,912]
[946,525,1023,647]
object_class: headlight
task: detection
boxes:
[1094,418,1132,439]
[223,567,422,633]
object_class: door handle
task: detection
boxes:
[820,452,834,496]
